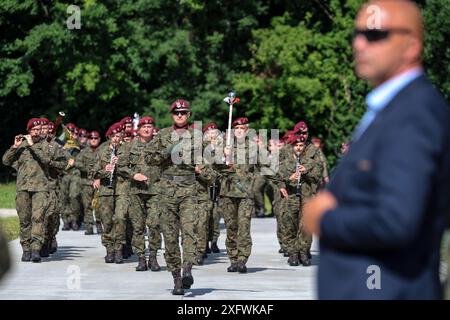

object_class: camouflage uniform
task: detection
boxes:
[277,143,322,264]
[74,145,99,233]
[316,148,329,187]
[215,138,258,270]
[116,138,162,268]
[2,139,51,253]
[144,126,201,272]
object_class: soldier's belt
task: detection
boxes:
[162,174,196,183]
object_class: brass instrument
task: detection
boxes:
[91,189,100,210]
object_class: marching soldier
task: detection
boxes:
[311,136,329,186]
[215,117,258,273]
[277,131,322,266]
[144,99,201,295]
[74,130,101,235]
[2,118,51,262]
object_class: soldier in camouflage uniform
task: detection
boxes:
[116,116,162,271]
[215,117,258,273]
[74,130,101,235]
[144,99,203,295]
[2,118,51,262]
[276,124,322,266]
[92,122,123,263]
[311,136,329,187]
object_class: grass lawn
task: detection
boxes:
[0,183,16,209]
[0,216,19,241]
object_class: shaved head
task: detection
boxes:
[353,0,424,86]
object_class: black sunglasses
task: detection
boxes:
[352,28,411,42]
[173,111,188,116]
[90,137,99,140]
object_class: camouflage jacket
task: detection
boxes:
[74,146,99,187]
[47,138,70,190]
[117,138,161,195]
[92,142,130,196]
[2,139,50,192]
[317,148,329,179]
[276,143,322,198]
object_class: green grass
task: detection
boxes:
[0,216,19,241]
[0,183,16,208]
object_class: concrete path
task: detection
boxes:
[0,209,17,217]
[0,217,318,300]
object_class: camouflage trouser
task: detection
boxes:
[208,203,221,242]
[98,195,115,252]
[113,194,132,251]
[129,193,162,258]
[68,175,82,224]
[271,185,286,251]
[279,194,311,255]
[59,174,71,225]
[159,180,197,272]
[44,189,59,244]
[80,184,95,229]
[196,197,212,257]
[221,197,254,264]
[252,175,266,213]
[16,190,49,251]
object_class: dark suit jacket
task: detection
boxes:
[319,75,450,299]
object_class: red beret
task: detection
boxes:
[40,118,49,125]
[106,122,123,138]
[170,99,190,112]
[120,116,133,125]
[79,128,88,137]
[293,121,308,133]
[27,118,42,131]
[89,131,100,139]
[291,135,306,144]
[232,117,249,127]
[138,116,154,127]
[66,123,77,133]
[202,123,218,133]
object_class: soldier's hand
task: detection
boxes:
[68,158,75,167]
[24,134,33,146]
[195,165,202,174]
[299,165,306,174]
[13,135,23,148]
[289,172,300,181]
[93,179,100,189]
[105,164,115,172]
[133,173,148,182]
[280,188,289,199]
[224,146,232,157]
[111,156,118,165]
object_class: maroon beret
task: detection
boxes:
[232,117,249,127]
[170,99,190,112]
[138,116,154,127]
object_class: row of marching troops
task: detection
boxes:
[2,99,330,295]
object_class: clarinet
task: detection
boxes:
[107,145,117,189]
[295,153,302,198]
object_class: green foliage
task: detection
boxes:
[0,217,20,241]
[0,0,448,170]
[0,183,16,209]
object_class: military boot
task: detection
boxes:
[283,251,289,257]
[62,222,71,231]
[211,241,220,253]
[299,251,311,267]
[182,262,194,289]
[205,242,211,254]
[50,237,58,254]
[227,262,238,272]
[84,225,94,235]
[172,270,184,295]
[148,255,161,272]
[39,242,50,258]
[278,248,285,254]
[71,220,79,231]
[136,257,148,271]
[288,254,300,266]
[105,250,115,263]
[21,251,31,262]
[31,250,41,263]
[237,261,247,273]
[115,250,123,264]
[96,222,103,234]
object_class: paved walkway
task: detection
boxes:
[0,217,318,300]
[0,209,17,217]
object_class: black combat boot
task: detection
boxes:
[278,248,285,254]
[71,220,79,231]
[31,250,41,263]
[148,255,161,272]
[50,237,58,254]
[105,250,115,263]
[172,270,185,295]
[39,242,50,258]
[205,242,211,254]
[211,241,220,253]
[299,251,311,267]
[84,225,94,235]
[96,222,103,234]
[307,249,312,260]
[288,254,300,266]
[136,257,148,271]
[62,222,71,231]
[237,261,247,273]
[182,262,194,289]
[115,250,123,264]
[21,251,31,262]
[227,262,238,272]
[283,251,289,257]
